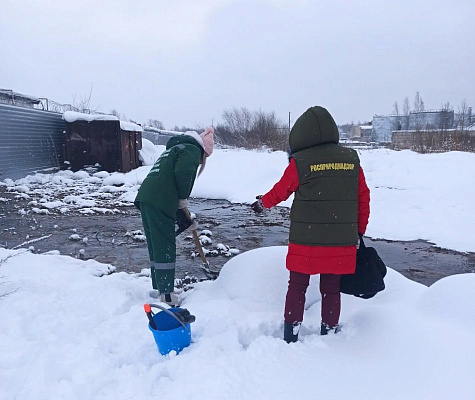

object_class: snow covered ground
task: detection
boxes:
[194,148,475,253]
[359,150,475,253]
[2,143,475,252]
[1,246,474,399]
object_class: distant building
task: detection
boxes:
[372,110,456,142]
[408,110,454,130]
[338,127,349,140]
[359,125,373,142]
[350,124,373,142]
[350,125,360,138]
[390,108,474,152]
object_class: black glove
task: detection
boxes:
[251,195,264,214]
[176,208,192,236]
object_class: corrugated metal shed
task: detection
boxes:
[0,104,66,180]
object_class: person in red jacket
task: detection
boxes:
[252,106,370,342]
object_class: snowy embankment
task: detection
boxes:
[2,143,475,252]
[359,150,475,253]
[194,148,475,253]
[1,247,474,399]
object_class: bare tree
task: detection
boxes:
[110,109,127,121]
[441,101,452,110]
[391,101,402,139]
[171,125,203,132]
[393,101,399,116]
[401,97,411,130]
[220,107,254,147]
[457,99,469,132]
[440,102,452,131]
[72,85,100,113]
[413,91,425,113]
[217,107,288,150]
[147,119,165,130]
[403,97,410,116]
[413,92,420,112]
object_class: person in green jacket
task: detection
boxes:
[134,127,214,305]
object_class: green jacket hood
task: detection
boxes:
[167,133,205,157]
[289,106,339,154]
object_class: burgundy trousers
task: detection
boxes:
[284,271,341,328]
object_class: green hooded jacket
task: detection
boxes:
[289,106,360,246]
[134,134,204,219]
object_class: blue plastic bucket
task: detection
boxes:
[148,307,192,355]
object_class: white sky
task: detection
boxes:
[1,0,474,128]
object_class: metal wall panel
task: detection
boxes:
[0,104,66,180]
[142,130,173,146]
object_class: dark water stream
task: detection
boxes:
[1,194,474,286]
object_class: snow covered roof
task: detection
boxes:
[143,126,183,136]
[359,125,372,130]
[63,111,143,132]
[410,109,452,115]
[374,110,454,118]
[63,111,118,123]
[373,114,403,118]
[120,121,143,132]
[0,88,40,104]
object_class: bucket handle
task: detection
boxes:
[148,303,188,329]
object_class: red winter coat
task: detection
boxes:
[262,158,370,275]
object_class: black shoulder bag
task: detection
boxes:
[340,235,387,299]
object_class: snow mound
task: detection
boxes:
[417,273,475,329]
[214,246,318,310]
[139,139,164,166]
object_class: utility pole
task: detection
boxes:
[288,112,291,132]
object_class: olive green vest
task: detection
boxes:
[290,143,360,246]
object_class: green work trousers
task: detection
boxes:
[139,202,176,294]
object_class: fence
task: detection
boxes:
[0,104,66,180]
[142,129,179,146]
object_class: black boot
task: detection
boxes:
[284,322,301,343]
[320,322,341,336]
